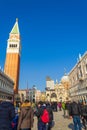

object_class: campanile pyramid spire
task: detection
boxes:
[10,18,20,34]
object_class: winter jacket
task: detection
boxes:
[17,103,34,130]
[46,105,53,122]
[62,102,66,110]
[69,101,81,116]
[81,105,87,116]
[65,102,71,110]
[35,106,45,122]
[0,101,15,130]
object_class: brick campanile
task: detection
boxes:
[4,18,21,94]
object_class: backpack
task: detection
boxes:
[41,109,49,123]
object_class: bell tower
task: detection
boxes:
[4,18,21,94]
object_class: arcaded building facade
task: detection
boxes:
[0,69,14,100]
[69,52,87,102]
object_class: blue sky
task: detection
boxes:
[0,0,87,91]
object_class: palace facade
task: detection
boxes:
[69,52,87,102]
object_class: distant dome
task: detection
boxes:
[61,75,69,83]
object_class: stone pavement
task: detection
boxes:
[32,110,84,130]
[52,111,74,130]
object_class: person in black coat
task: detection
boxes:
[0,97,15,130]
[81,103,87,129]
[46,103,54,130]
[69,101,82,130]
[34,101,47,130]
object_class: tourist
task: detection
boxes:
[17,99,34,130]
[46,102,54,130]
[35,101,47,130]
[12,108,19,130]
[0,97,15,130]
[62,101,66,118]
[69,100,82,130]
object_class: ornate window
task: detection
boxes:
[86,64,87,73]
[51,93,57,98]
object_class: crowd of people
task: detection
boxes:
[0,97,87,130]
[60,100,87,130]
[0,97,54,130]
